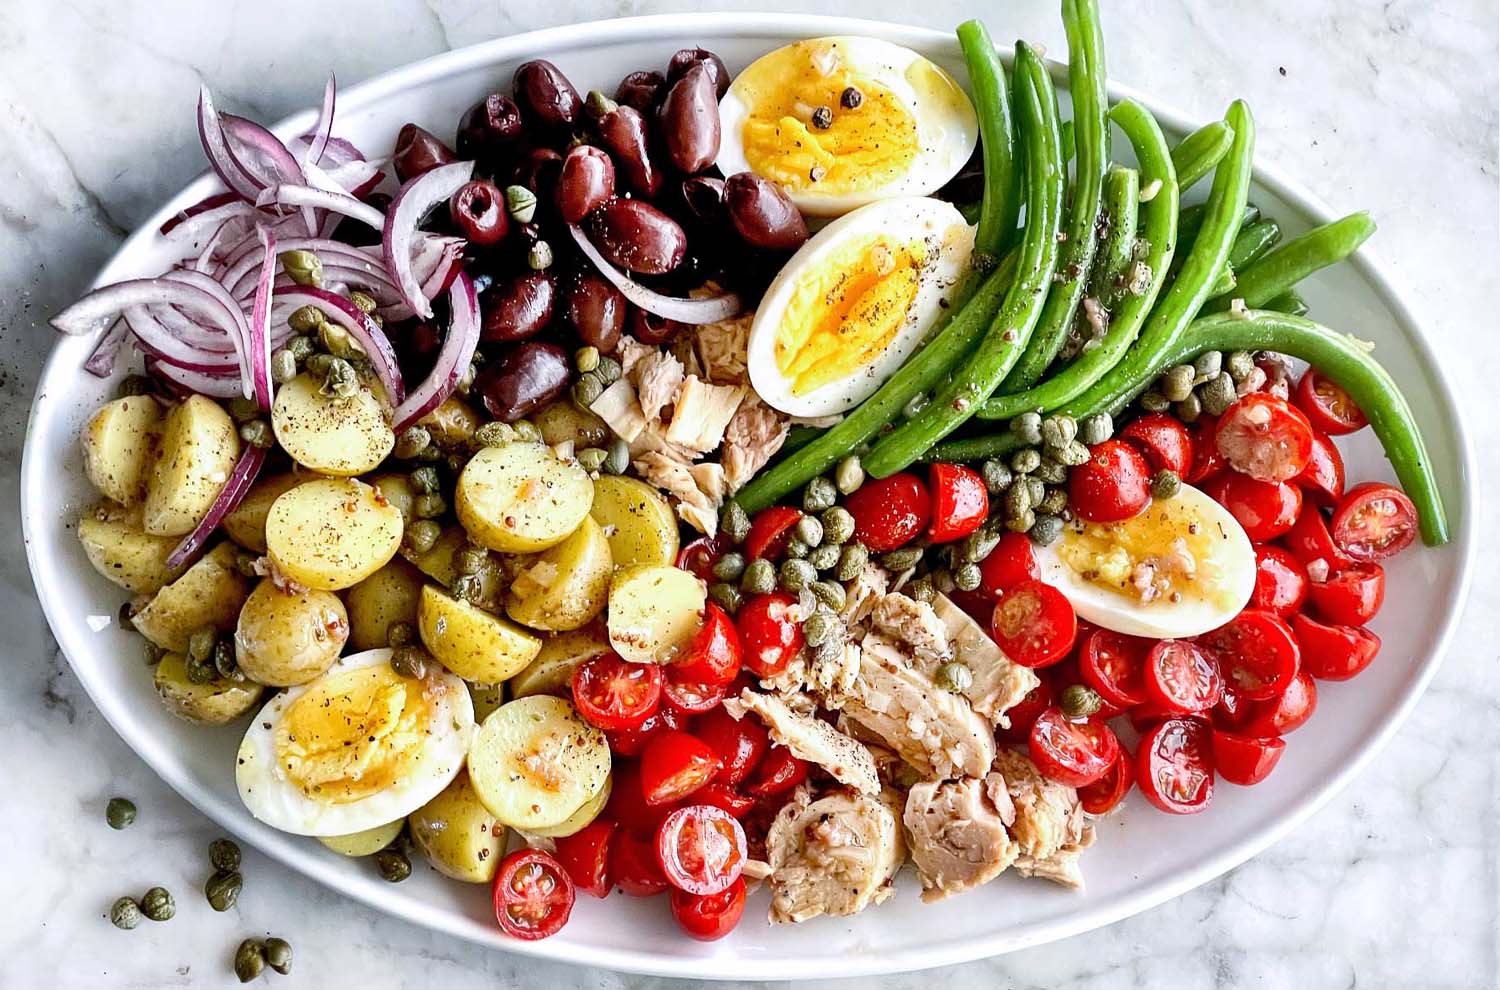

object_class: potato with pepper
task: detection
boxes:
[234,580,349,686]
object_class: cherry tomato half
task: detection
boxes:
[1078,746,1135,815]
[977,531,1040,600]
[928,462,989,543]
[1078,628,1152,709]
[1214,392,1315,482]
[845,472,931,552]
[1294,367,1368,436]
[1282,502,1354,572]
[744,507,803,561]
[1210,472,1302,541]
[694,783,757,818]
[641,730,722,806]
[736,592,804,678]
[997,673,1054,742]
[1144,639,1223,714]
[663,673,728,714]
[571,653,663,732]
[1212,685,1256,732]
[552,819,615,898]
[671,601,743,686]
[1330,482,1418,563]
[1295,430,1345,506]
[605,700,689,758]
[656,804,746,896]
[676,535,725,580]
[1291,612,1381,681]
[694,705,769,786]
[1250,544,1309,617]
[610,831,671,896]
[607,762,679,837]
[671,877,748,941]
[1069,440,1152,523]
[492,849,575,939]
[1120,412,1194,477]
[1197,609,1300,700]
[1307,563,1385,626]
[991,580,1077,668]
[1136,717,1215,814]
[1184,415,1225,485]
[1028,706,1121,787]
[743,745,807,798]
[1211,729,1286,785]
[1241,671,1318,737]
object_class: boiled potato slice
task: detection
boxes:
[467,680,507,722]
[528,773,612,838]
[345,557,425,651]
[77,502,188,595]
[456,442,592,553]
[318,819,404,857]
[265,478,403,591]
[221,473,310,553]
[533,400,608,448]
[143,395,240,536]
[154,651,263,725]
[505,516,612,632]
[408,771,506,883]
[369,473,418,523]
[418,397,481,449]
[234,579,349,686]
[607,565,706,664]
[507,622,611,699]
[81,395,163,505]
[467,696,610,830]
[271,373,394,476]
[419,585,540,683]
[402,526,506,613]
[131,543,250,652]
[589,474,680,568]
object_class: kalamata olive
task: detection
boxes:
[393,124,456,182]
[615,70,666,113]
[666,48,730,99]
[680,176,728,228]
[658,64,721,174]
[512,147,565,214]
[513,60,581,130]
[596,105,662,197]
[449,180,510,246]
[564,271,626,352]
[724,172,809,251]
[481,272,556,341]
[474,341,570,422]
[628,307,686,346]
[555,145,615,223]
[455,93,525,161]
[585,198,687,275]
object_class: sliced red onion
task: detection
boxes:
[303,72,336,168]
[51,278,246,368]
[248,226,277,410]
[158,191,241,236]
[567,223,742,324]
[376,238,465,321]
[304,158,384,199]
[383,161,474,321]
[160,269,254,395]
[221,115,305,188]
[166,444,268,570]
[392,272,479,431]
[123,307,240,372]
[261,184,385,230]
[84,320,127,378]
[221,236,398,298]
[273,285,405,405]
[148,358,244,398]
[197,87,262,202]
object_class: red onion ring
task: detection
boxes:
[166,444,268,570]
[567,223,742,324]
[382,161,474,321]
[261,184,385,230]
[83,320,127,378]
[303,72,336,168]
[197,87,262,202]
[148,359,243,398]
[272,285,405,405]
[248,226,277,411]
[392,271,479,431]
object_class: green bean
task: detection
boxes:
[1057,99,1256,420]
[861,42,1065,478]
[781,425,820,457]
[977,98,1178,420]
[1086,165,1141,308]
[1171,120,1234,193]
[1207,211,1376,310]
[1207,263,1236,299]
[1263,288,1309,315]
[958,20,1020,262]
[1061,119,1075,165]
[1137,310,1447,546]
[999,0,1109,391]
[1228,219,1283,270]
[922,431,1029,464]
[1179,201,1259,247]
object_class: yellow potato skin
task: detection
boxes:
[408,772,507,883]
[143,395,240,537]
[455,442,593,553]
[606,565,707,664]
[153,651,263,725]
[264,478,403,591]
[221,473,310,553]
[77,501,187,595]
[345,557,425,651]
[318,819,404,857]
[588,474,680,568]
[81,395,164,506]
[131,543,251,652]
[505,516,613,632]
[419,585,541,683]
[233,579,349,686]
[506,622,611,699]
[271,374,394,476]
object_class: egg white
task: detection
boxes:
[236,648,474,837]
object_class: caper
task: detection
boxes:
[1030,513,1064,546]
[404,519,441,555]
[451,573,483,604]
[960,529,1000,563]
[239,420,274,449]
[708,582,743,614]
[527,240,554,271]
[188,627,217,663]
[1010,411,1043,445]
[452,546,485,576]
[1006,508,1036,533]
[981,459,1013,494]
[834,542,869,581]
[574,346,600,374]
[287,334,316,362]
[213,640,239,680]
[208,837,241,874]
[511,419,542,443]
[1175,391,1203,423]
[320,356,359,398]
[505,184,538,224]
[1033,457,1069,484]
[572,372,605,408]
[234,939,267,983]
[806,542,841,571]
[576,447,607,472]
[1192,349,1223,384]
[184,653,217,685]
[1010,447,1042,475]
[474,422,518,447]
[1078,411,1113,446]
[318,321,355,359]
[595,356,623,385]
[288,305,325,334]
[227,396,259,422]
[802,476,837,513]
[819,506,855,546]
[106,797,136,830]
[304,352,334,381]
[1139,388,1171,412]
[374,847,411,882]
[1038,487,1069,515]
[1161,363,1197,402]
[1200,371,1238,415]
[1026,476,1046,508]
[712,552,746,582]
[116,374,153,398]
[793,515,823,548]
[409,466,440,495]
[740,558,776,595]
[809,579,846,610]
[953,562,982,592]
[936,661,973,693]
[140,886,175,922]
[1056,439,1092,466]
[778,558,817,592]
[880,547,923,571]
[394,425,432,460]
[784,538,809,558]
[270,348,299,384]
[1004,478,1033,518]
[834,455,865,494]
[1060,683,1103,718]
[1151,469,1182,500]
[279,249,323,287]
[931,567,956,594]
[1225,349,1257,382]
[906,575,936,603]
[205,870,243,912]
[1040,414,1078,449]
[263,937,293,976]
[803,610,838,647]
[349,290,378,314]
[902,392,929,419]
[721,502,751,543]
[110,896,141,930]
[603,438,630,475]
[413,492,447,519]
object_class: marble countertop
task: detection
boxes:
[2,1,1496,987]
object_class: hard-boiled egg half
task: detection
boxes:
[717,36,978,216]
[747,196,974,418]
[236,648,474,836]
[1035,483,1256,639]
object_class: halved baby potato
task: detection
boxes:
[528,772,612,839]
[131,543,250,652]
[369,472,418,523]
[418,396,481,449]
[345,557,425,651]
[144,395,240,536]
[456,442,592,553]
[607,565,706,664]
[589,474,679,568]
[408,771,507,883]
[221,472,311,553]
[467,695,610,831]
[505,515,612,632]
[402,526,506,613]
[467,680,507,722]
[265,477,403,591]
[154,651,263,725]
[77,501,188,595]
[271,373,394,476]
[233,579,349,686]
[419,585,541,683]
[507,622,611,699]
[81,395,163,506]
[318,819,404,857]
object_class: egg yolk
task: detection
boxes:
[734,39,920,195]
[1056,497,1241,611]
[775,232,925,395]
[275,665,434,804]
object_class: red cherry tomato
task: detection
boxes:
[1212,472,1302,541]
[1291,612,1381,681]
[1078,628,1152,709]
[1250,544,1309,616]
[1136,716,1216,814]
[1294,367,1368,436]
[1307,563,1385,625]
[1214,392,1315,482]
[1028,706,1121,787]
[736,592,804,677]
[1120,412,1194,477]
[1282,502,1355,572]
[1144,639,1223,714]
[990,580,1077,668]
[670,877,747,941]
[744,507,803,561]
[1127,701,1180,732]
[927,462,989,543]
[552,819,615,898]
[663,673,728,714]
[1069,440,1152,523]
[605,700,688,758]
[1184,415,1225,485]
[845,472,931,551]
[672,602,743,686]
[1295,431,1345,506]
[1197,609,1300,701]
[694,783,757,818]
[1212,685,1256,732]
[676,535,724,580]
[694,706,769,786]
[1330,482,1418,563]
[997,674,1054,742]
[1078,747,1135,815]
[640,730,722,806]
[606,762,678,836]
[743,745,807,798]
[977,531,1040,600]
[492,849,575,939]
[656,804,746,895]
[571,654,663,732]
[610,831,671,896]
[1241,671,1318,736]
[1211,729,1286,785]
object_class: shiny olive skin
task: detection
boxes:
[680,176,728,228]
[629,307,687,346]
[666,48,730,99]
[513,60,582,130]
[393,124,456,182]
[658,63,721,174]
[596,106,662,197]
[455,93,525,161]
[474,341,571,421]
[724,172,810,251]
[449,180,511,246]
[585,198,687,275]
[615,70,666,113]
[556,145,616,223]
[511,147,565,219]
[481,273,557,342]
[564,271,626,352]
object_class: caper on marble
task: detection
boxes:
[106,797,136,830]
[205,870,243,912]
[374,847,412,883]
[740,558,776,595]
[234,939,267,983]
[210,838,242,873]
[110,897,141,930]
[141,886,175,922]
[264,937,293,976]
